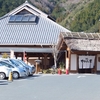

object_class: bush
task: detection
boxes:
[43,69,52,74]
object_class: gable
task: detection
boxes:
[16,9,33,15]
[9,9,38,24]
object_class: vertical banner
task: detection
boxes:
[79,56,95,69]
[10,50,14,58]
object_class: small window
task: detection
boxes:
[15,15,23,21]
[29,15,36,22]
[9,15,16,22]
[22,15,29,21]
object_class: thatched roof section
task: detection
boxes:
[65,39,100,51]
[57,32,100,51]
[61,32,100,39]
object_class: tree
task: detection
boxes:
[51,43,59,69]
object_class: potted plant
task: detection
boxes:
[58,62,65,74]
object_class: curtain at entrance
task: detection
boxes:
[79,56,95,69]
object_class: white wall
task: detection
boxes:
[97,54,100,71]
[70,54,77,70]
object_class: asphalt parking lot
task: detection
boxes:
[0,74,100,100]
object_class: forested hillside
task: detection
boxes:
[0,0,99,33]
[0,0,25,16]
[69,0,100,32]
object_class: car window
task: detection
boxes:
[13,59,24,66]
[4,60,9,62]
[0,61,14,68]
[10,60,19,66]
[17,60,24,66]
[19,60,26,66]
[0,63,3,66]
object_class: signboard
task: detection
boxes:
[79,56,95,69]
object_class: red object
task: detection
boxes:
[58,69,62,75]
[66,69,69,74]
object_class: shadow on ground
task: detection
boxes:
[0,80,9,85]
[13,74,42,81]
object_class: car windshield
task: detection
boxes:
[16,60,25,66]
[10,59,19,67]
[10,59,24,68]
[0,61,14,68]
[18,60,26,66]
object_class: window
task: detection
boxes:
[22,15,29,21]
[0,61,14,68]
[15,15,23,21]
[29,15,36,22]
[9,15,16,22]
[10,60,19,67]
[9,15,37,23]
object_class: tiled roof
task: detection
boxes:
[0,2,70,45]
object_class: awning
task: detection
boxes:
[0,47,52,53]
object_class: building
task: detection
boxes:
[57,32,100,73]
[0,1,70,70]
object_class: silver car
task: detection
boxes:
[0,61,27,79]
[17,59,36,75]
[0,62,12,79]
[3,59,30,76]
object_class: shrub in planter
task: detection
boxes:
[43,69,52,74]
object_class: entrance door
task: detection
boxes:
[78,55,95,73]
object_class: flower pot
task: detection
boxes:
[58,69,62,75]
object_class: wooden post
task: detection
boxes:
[35,60,41,74]
[36,62,38,74]
[43,54,48,69]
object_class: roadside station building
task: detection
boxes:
[1,1,100,74]
[57,32,100,73]
[0,1,70,70]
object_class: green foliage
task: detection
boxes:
[0,0,26,17]
[43,69,52,74]
[59,62,65,69]
[51,4,66,20]
[2,53,9,58]
[69,0,100,32]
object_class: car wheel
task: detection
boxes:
[13,72,19,79]
[0,72,6,80]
